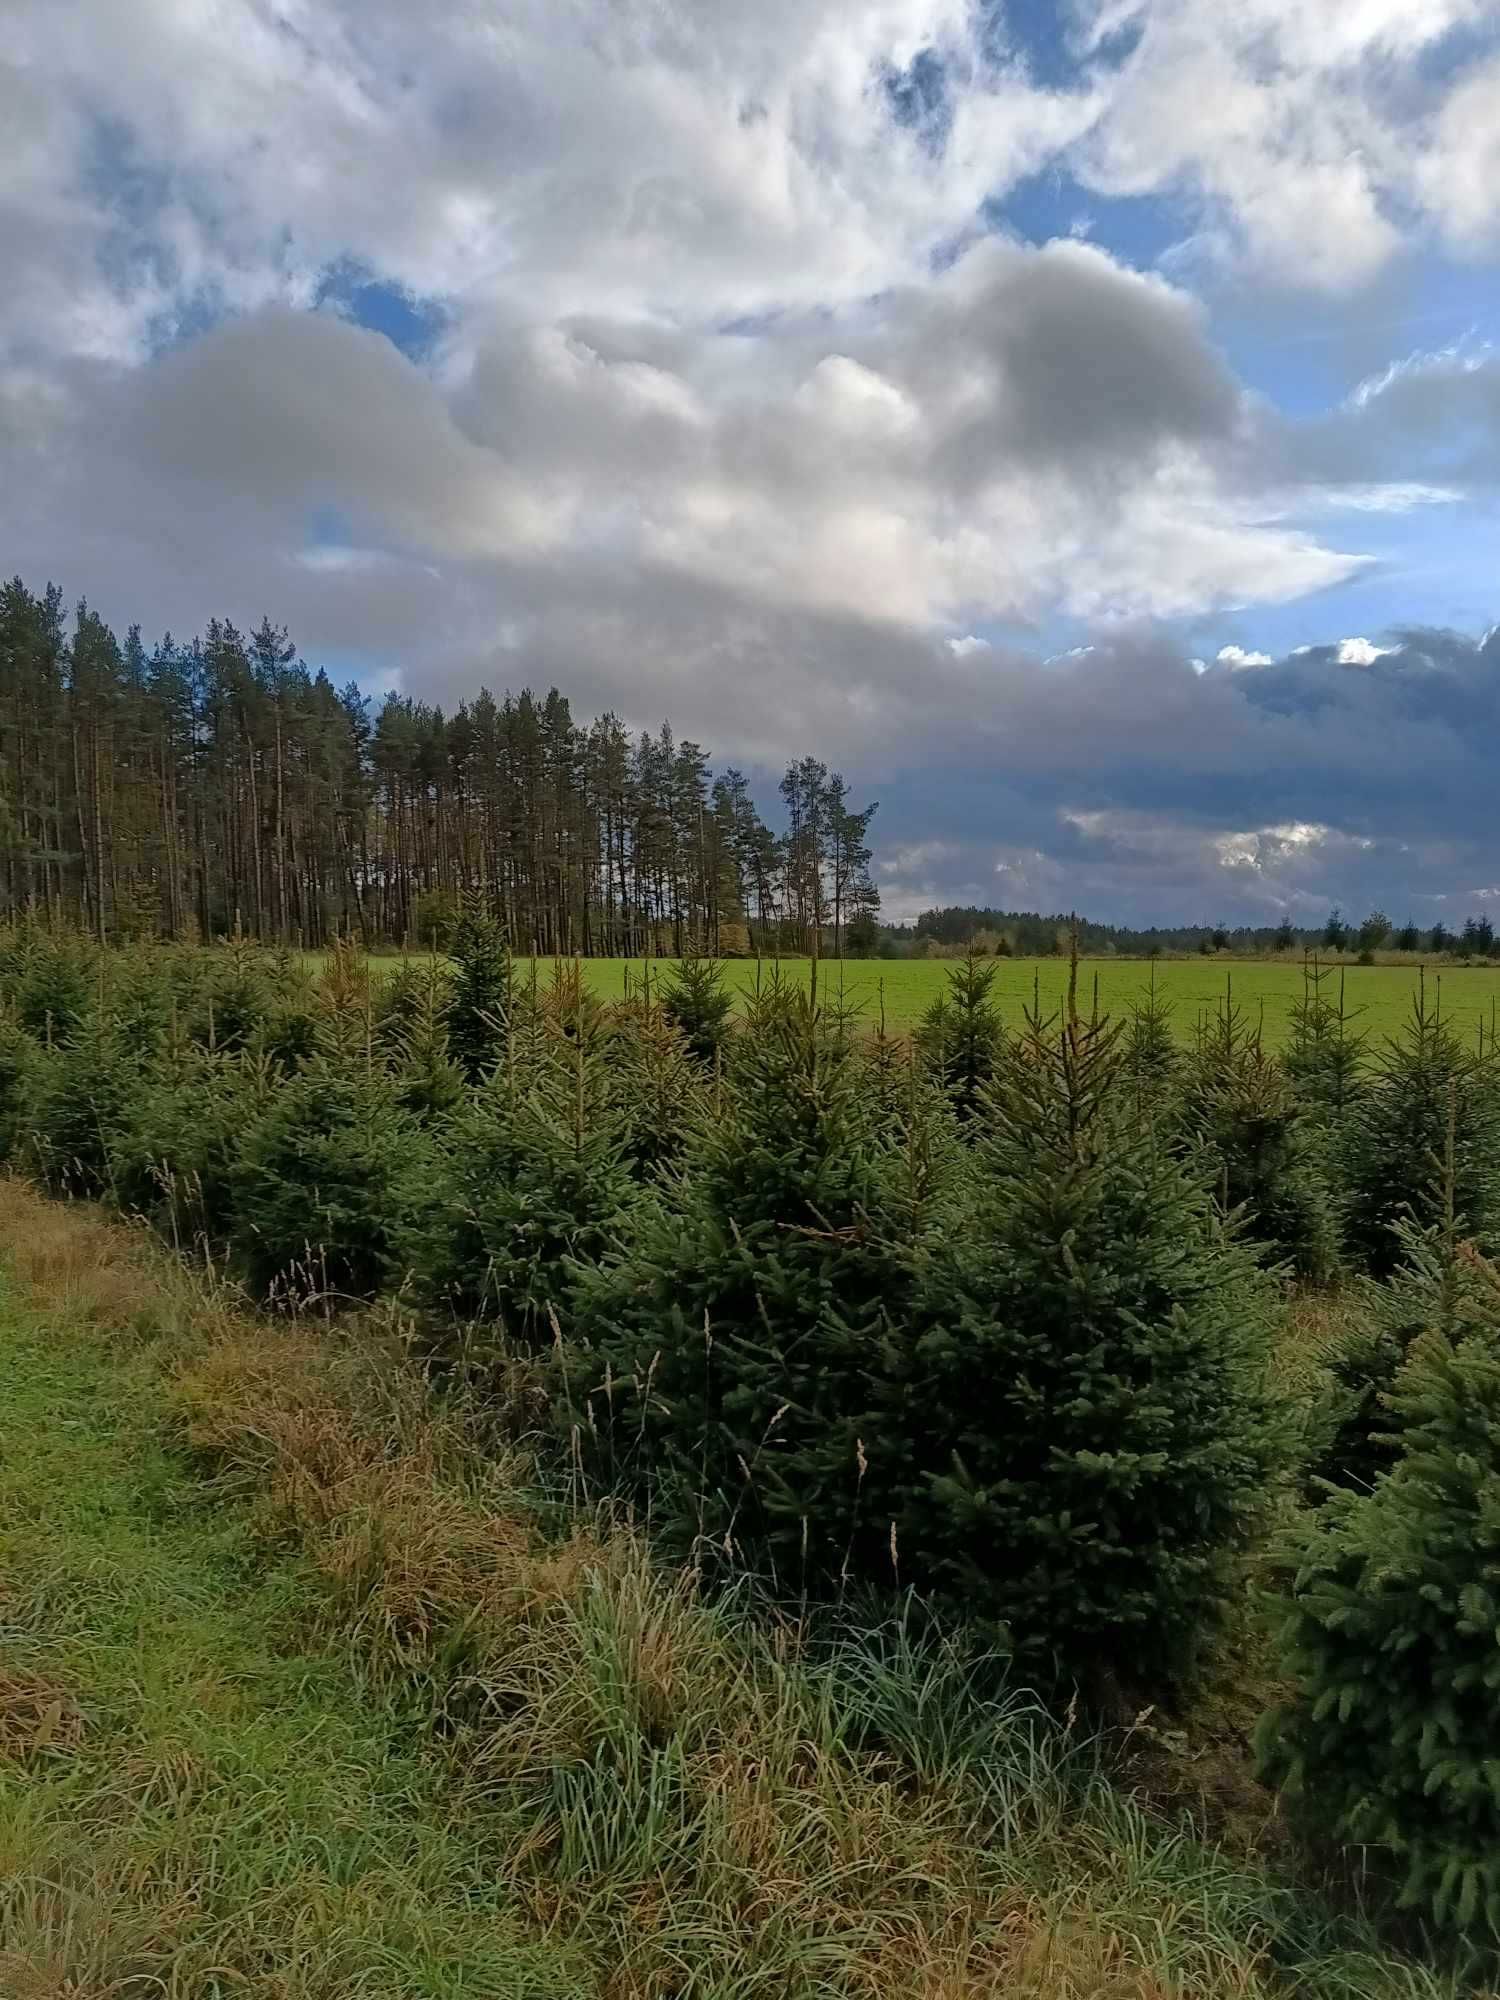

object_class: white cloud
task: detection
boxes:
[1070,0,1499,286]
[1337,636,1395,664]
[947,634,991,658]
[1216,644,1272,668]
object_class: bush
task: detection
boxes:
[228,1061,428,1305]
[890,989,1279,1694]
[1262,1309,1500,1949]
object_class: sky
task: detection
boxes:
[3,0,1500,927]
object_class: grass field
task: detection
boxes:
[395,953,1500,1050]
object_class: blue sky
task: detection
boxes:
[4,0,1500,922]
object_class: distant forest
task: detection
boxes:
[899,905,1489,959]
[0,578,880,954]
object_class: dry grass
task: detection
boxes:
[0,1181,163,1333]
[0,1666,85,1763]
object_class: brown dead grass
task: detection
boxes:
[0,1178,163,1333]
[0,1666,85,1763]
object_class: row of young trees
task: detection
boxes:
[0,577,880,955]
[5,925,1500,1958]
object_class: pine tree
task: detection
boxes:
[571,983,919,1590]
[890,972,1278,1693]
[1262,1299,1500,1949]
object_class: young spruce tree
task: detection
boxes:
[1178,994,1340,1282]
[891,966,1278,1695]
[915,947,1004,1122]
[660,951,736,1067]
[571,982,926,1591]
[408,1025,637,1351]
[1262,1293,1500,1951]
[446,900,511,1082]
[1338,977,1500,1276]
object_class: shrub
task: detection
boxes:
[1262,1309,1500,1949]
[890,986,1279,1694]
[228,1060,428,1305]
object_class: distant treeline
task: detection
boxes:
[893,904,1496,959]
[0,576,879,954]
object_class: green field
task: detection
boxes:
[447,954,1500,1050]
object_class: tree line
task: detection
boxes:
[906,904,1493,959]
[0,577,880,955]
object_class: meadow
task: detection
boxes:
[5,919,1500,1989]
[398,952,1500,1049]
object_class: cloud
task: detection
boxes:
[1336,636,1395,665]
[864,625,1500,923]
[4,0,1500,928]
[1069,0,1500,286]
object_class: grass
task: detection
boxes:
[343,953,1500,1049]
[0,1182,1479,1998]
